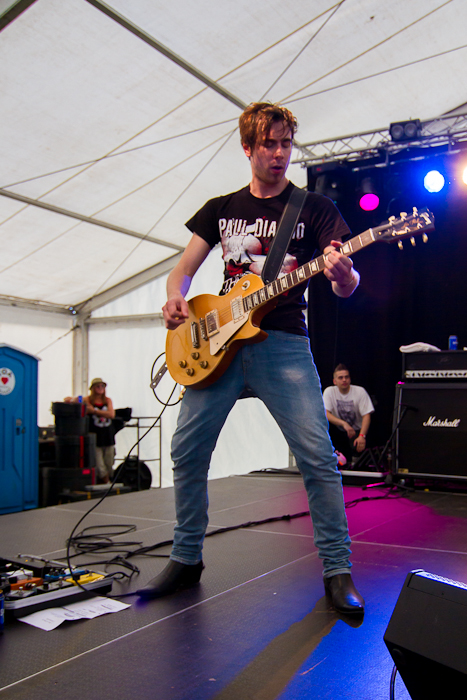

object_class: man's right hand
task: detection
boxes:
[162,295,190,330]
[343,422,356,439]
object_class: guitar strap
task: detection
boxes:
[238,185,307,401]
[261,185,308,284]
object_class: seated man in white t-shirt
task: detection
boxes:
[323,364,375,465]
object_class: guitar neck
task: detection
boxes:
[242,225,379,313]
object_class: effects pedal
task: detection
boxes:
[0,555,113,618]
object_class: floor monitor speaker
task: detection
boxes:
[384,570,467,699]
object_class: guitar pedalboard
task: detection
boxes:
[0,555,113,618]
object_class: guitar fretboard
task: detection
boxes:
[242,227,377,313]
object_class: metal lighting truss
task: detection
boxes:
[293,113,467,169]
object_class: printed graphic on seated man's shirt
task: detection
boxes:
[336,399,358,431]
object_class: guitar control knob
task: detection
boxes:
[191,352,200,360]
[186,368,195,376]
[199,361,208,369]
[179,360,187,368]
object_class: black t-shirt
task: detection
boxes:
[88,402,115,447]
[185,181,351,336]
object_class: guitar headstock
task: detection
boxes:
[375,208,435,245]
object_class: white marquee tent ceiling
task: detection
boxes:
[1,0,466,313]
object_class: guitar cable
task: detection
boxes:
[63,355,181,597]
[150,352,184,407]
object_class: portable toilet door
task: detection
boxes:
[0,344,39,513]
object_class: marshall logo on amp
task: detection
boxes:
[423,416,461,428]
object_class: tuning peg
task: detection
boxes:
[400,212,407,219]
[422,234,428,243]
[410,237,416,246]
[388,215,396,223]
[412,206,418,215]
[398,241,404,250]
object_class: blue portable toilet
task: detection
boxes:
[0,344,39,513]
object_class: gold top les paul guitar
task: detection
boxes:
[166,208,434,390]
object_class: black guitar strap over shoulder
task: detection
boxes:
[261,185,308,285]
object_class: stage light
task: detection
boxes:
[360,193,379,211]
[311,164,351,205]
[423,170,445,193]
[462,166,467,185]
[389,119,422,142]
[358,177,380,211]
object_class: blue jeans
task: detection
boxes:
[170,331,352,577]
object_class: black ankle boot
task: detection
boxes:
[136,560,204,599]
[324,573,364,615]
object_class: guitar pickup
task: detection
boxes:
[231,296,245,323]
[190,322,200,349]
[199,317,208,341]
[205,309,220,337]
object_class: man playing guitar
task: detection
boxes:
[137,102,365,615]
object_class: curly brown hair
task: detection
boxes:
[239,102,298,151]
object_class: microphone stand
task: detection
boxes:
[363,404,409,490]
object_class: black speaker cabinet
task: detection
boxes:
[394,383,467,479]
[39,467,93,507]
[384,570,467,699]
[55,434,96,470]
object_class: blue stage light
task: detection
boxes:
[423,170,445,193]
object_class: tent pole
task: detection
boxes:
[72,314,89,398]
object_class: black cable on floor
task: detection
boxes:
[63,395,177,596]
[389,664,398,700]
[63,482,412,596]
[345,486,407,508]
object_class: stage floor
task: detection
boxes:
[1,471,467,699]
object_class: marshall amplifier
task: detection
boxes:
[402,350,467,381]
[384,569,467,700]
[394,382,467,479]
